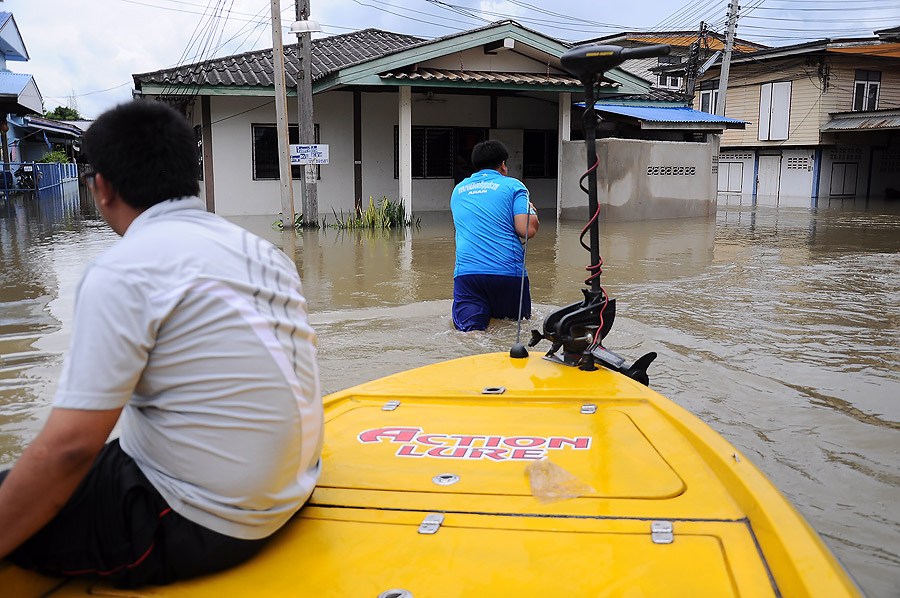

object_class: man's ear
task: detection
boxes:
[92,173,115,206]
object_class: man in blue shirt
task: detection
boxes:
[451,140,539,331]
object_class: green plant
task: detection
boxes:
[329,196,418,230]
[272,212,320,231]
[38,149,69,163]
[44,106,84,120]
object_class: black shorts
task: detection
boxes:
[0,440,269,588]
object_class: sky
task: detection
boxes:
[7,0,900,119]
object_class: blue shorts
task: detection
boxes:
[452,274,531,332]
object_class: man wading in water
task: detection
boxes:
[0,100,323,587]
[450,140,539,332]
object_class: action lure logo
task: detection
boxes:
[358,426,592,461]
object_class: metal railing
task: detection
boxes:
[0,162,80,191]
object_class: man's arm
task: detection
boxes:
[0,407,121,560]
[514,203,540,239]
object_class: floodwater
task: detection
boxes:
[1,182,898,597]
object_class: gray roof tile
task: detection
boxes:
[135,28,424,88]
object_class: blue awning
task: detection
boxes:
[579,103,747,130]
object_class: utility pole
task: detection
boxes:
[295,0,318,225]
[684,22,707,104]
[270,0,295,227]
[715,2,739,116]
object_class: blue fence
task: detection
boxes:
[0,162,79,191]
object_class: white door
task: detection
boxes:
[718,162,744,192]
[757,155,782,202]
[490,129,524,180]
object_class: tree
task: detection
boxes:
[44,106,83,121]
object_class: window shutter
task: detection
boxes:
[770,82,791,141]
[758,84,772,141]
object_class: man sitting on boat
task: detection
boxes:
[0,100,323,587]
[450,140,540,332]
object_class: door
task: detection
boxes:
[830,162,858,196]
[490,129,524,180]
[757,155,782,202]
[718,162,744,193]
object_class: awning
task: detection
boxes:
[22,117,83,138]
[821,109,900,132]
[0,71,42,115]
[590,104,747,131]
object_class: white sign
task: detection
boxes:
[290,144,329,165]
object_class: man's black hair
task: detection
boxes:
[82,100,200,209]
[471,139,509,172]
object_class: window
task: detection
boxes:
[758,81,791,141]
[523,130,558,178]
[251,124,320,180]
[394,126,487,180]
[656,55,683,90]
[853,70,880,112]
[699,80,719,114]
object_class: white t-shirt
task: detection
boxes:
[53,197,322,540]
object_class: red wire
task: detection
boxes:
[578,155,609,351]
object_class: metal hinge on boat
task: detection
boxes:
[382,400,401,411]
[651,520,674,544]
[418,513,445,534]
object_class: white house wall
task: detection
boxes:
[195,89,574,217]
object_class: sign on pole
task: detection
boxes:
[290,144,329,165]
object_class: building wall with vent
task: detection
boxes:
[559,137,718,221]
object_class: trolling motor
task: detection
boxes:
[528,44,671,385]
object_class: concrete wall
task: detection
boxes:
[560,137,718,221]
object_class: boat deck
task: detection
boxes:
[1,353,860,597]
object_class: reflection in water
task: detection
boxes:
[1,185,899,597]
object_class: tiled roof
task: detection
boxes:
[599,88,690,103]
[135,28,425,88]
[380,67,597,88]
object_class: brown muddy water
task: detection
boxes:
[1,182,898,597]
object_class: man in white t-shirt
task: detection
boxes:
[0,101,323,587]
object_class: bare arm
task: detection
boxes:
[0,407,121,559]
[514,203,540,239]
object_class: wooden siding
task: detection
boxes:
[824,55,900,112]
[694,53,900,148]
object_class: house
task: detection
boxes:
[134,20,735,220]
[0,10,44,186]
[582,30,768,97]
[676,27,900,204]
[7,115,84,163]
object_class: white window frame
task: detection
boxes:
[758,81,791,141]
[700,89,719,114]
[852,74,880,112]
[657,74,683,90]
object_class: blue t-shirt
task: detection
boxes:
[451,169,533,278]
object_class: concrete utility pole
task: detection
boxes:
[295,0,318,225]
[270,0,295,225]
[715,2,739,116]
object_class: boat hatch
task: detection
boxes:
[59,511,776,597]
[320,401,685,499]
